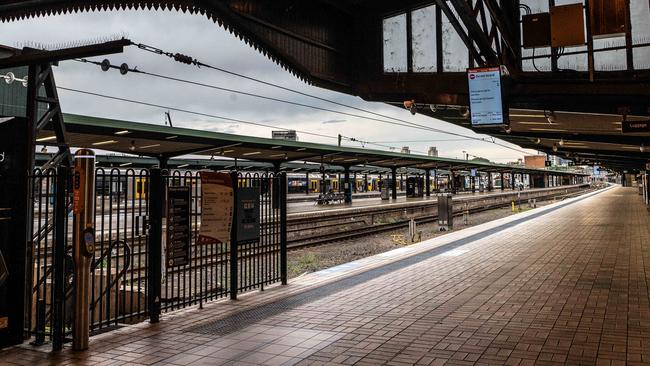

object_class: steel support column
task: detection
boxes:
[279,172,288,285]
[364,174,368,193]
[500,172,505,191]
[433,169,437,192]
[425,169,431,197]
[344,166,352,203]
[391,168,397,200]
[450,171,455,194]
[148,167,164,323]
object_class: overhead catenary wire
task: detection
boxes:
[75,56,531,156]
[81,42,527,154]
[76,58,481,140]
[57,86,334,140]
[57,86,412,153]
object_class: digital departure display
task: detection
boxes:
[467,67,507,126]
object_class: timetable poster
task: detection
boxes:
[199,172,234,245]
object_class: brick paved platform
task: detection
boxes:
[2,185,649,366]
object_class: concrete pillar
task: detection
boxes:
[378,173,382,192]
[353,171,357,193]
[425,169,431,197]
[305,172,309,195]
[364,174,368,192]
[391,167,397,200]
[471,175,476,194]
[344,166,352,203]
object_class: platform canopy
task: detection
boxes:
[38,113,584,177]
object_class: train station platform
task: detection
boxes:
[2,185,648,366]
[287,185,585,214]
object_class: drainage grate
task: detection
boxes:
[186,190,601,336]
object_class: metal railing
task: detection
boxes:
[27,167,288,350]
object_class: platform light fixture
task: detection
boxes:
[243,151,261,156]
[640,144,646,153]
[115,130,130,135]
[129,140,136,151]
[177,164,189,168]
[139,143,161,149]
[92,140,118,146]
[36,135,57,142]
[552,143,558,152]
[559,138,565,147]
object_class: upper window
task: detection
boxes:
[411,5,437,72]
[383,14,408,72]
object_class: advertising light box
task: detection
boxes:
[467,66,508,126]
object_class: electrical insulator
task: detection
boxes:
[173,53,193,65]
[100,59,111,72]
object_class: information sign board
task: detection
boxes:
[467,66,508,126]
[622,120,650,133]
[166,186,191,267]
[236,187,260,243]
[198,172,234,245]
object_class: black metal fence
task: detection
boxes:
[27,167,287,350]
[160,170,230,312]
[90,168,150,331]
[27,167,71,349]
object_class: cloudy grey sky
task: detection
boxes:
[0,9,538,162]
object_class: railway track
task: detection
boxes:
[287,188,596,249]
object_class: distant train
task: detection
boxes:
[287,174,395,194]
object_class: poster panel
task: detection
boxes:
[199,172,234,245]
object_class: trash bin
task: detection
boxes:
[438,194,453,231]
[380,187,390,200]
